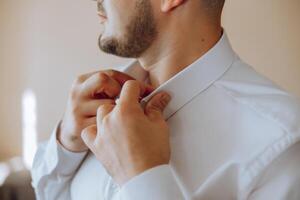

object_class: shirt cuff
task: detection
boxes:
[119,165,185,200]
[44,122,88,176]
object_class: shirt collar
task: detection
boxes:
[122,32,237,120]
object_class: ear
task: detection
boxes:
[161,0,185,12]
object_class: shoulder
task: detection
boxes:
[213,58,300,197]
[248,141,300,200]
[214,58,300,137]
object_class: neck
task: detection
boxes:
[137,15,223,88]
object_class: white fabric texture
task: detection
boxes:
[31,33,300,200]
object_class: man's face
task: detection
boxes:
[97,0,158,58]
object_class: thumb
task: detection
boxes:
[144,92,171,121]
[81,125,97,150]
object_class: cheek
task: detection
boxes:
[102,0,132,38]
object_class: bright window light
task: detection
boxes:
[22,89,38,169]
[0,163,10,186]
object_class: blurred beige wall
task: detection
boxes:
[0,0,299,160]
[223,0,300,98]
[0,1,27,161]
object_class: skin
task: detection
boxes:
[59,0,224,186]
[82,81,171,185]
[59,70,155,152]
[140,0,223,88]
[97,0,223,88]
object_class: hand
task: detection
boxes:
[59,70,154,152]
[81,80,172,186]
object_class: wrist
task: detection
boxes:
[57,122,88,152]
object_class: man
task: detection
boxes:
[31,0,300,199]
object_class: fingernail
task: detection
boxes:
[162,93,171,103]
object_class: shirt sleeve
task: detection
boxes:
[31,122,88,200]
[248,142,300,200]
[119,165,185,200]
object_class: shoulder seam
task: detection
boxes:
[212,83,300,198]
[212,83,296,135]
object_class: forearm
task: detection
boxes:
[31,123,87,200]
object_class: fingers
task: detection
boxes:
[78,69,155,101]
[82,99,116,116]
[81,125,97,150]
[81,103,114,149]
[102,69,135,86]
[81,72,121,99]
[97,104,115,127]
[105,69,155,96]
[142,84,156,97]
[103,70,156,96]
[144,92,171,121]
[76,70,102,83]
[119,80,152,105]
[82,103,114,150]
[76,69,134,84]
[85,116,97,126]
[120,81,142,104]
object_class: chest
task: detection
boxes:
[70,88,283,199]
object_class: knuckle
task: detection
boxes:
[148,101,162,111]
[98,72,109,83]
[159,98,168,108]
[149,94,170,111]
[71,104,81,115]
[70,80,82,97]
[75,74,86,84]
[104,69,117,77]
[97,104,111,115]
[70,86,81,100]
[124,79,137,87]
[102,116,110,126]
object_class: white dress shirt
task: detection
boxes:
[31,33,300,200]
